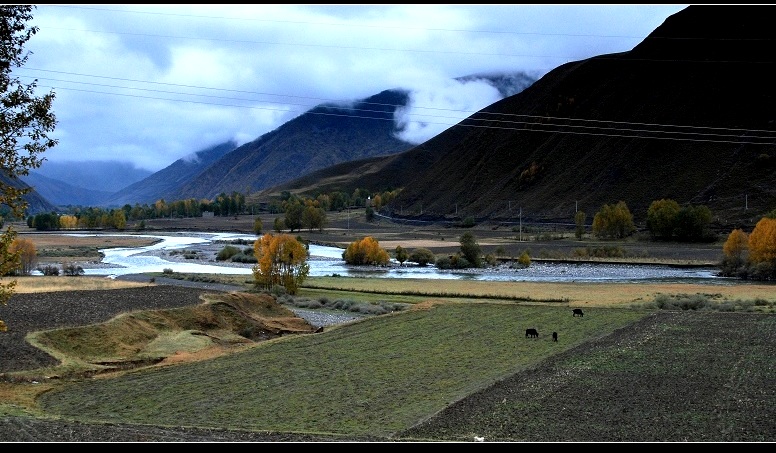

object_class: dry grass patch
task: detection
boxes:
[2,276,153,293]
[303,277,776,308]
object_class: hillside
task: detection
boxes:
[259,5,776,231]
[167,89,415,201]
[102,141,238,207]
[0,173,57,216]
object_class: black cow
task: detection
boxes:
[572,308,584,317]
[525,328,539,338]
[552,331,558,342]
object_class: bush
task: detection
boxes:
[216,245,241,261]
[37,264,60,276]
[231,252,257,263]
[408,248,436,266]
[62,262,84,276]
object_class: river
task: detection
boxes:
[62,231,726,284]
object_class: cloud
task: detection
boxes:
[19,4,687,172]
[393,78,504,145]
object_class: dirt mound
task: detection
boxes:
[29,291,317,377]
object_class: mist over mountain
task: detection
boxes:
[102,141,238,207]
[21,172,113,207]
[260,5,776,230]
[31,161,152,193]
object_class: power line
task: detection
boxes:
[22,77,776,147]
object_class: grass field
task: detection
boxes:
[2,221,775,441]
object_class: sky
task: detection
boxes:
[18,4,688,173]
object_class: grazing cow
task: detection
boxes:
[552,331,558,342]
[572,308,584,317]
[525,328,539,338]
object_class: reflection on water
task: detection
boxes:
[61,232,724,284]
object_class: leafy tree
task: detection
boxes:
[574,210,586,240]
[408,248,436,266]
[723,229,748,263]
[748,217,776,265]
[517,251,531,267]
[394,245,408,266]
[112,209,126,230]
[0,5,58,331]
[301,205,326,232]
[646,199,680,239]
[592,201,635,239]
[721,228,749,275]
[273,217,283,232]
[459,231,482,267]
[342,236,390,265]
[284,201,303,232]
[5,237,36,275]
[253,217,263,235]
[59,214,78,229]
[674,205,713,242]
[252,233,309,295]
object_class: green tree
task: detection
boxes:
[394,245,408,266]
[408,248,436,266]
[0,5,58,331]
[273,217,283,232]
[252,233,309,295]
[592,201,635,239]
[301,205,326,232]
[459,231,482,267]
[574,210,586,240]
[253,217,263,235]
[284,201,303,232]
[674,205,713,242]
[646,199,680,240]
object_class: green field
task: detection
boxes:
[36,303,646,438]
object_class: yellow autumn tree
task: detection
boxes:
[7,238,36,276]
[252,233,309,295]
[748,217,776,264]
[59,214,78,229]
[722,228,748,264]
[342,236,390,265]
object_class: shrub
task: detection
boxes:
[216,245,241,261]
[408,248,436,266]
[37,264,60,276]
[62,262,84,277]
[517,251,531,267]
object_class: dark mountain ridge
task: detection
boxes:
[102,141,238,206]
[260,5,776,230]
[168,89,416,201]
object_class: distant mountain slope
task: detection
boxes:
[260,5,776,230]
[32,161,152,193]
[170,89,416,201]
[0,173,57,216]
[22,172,113,207]
[102,141,238,207]
[171,72,537,201]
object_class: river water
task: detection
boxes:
[64,231,726,284]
